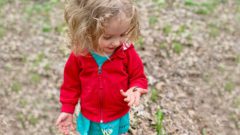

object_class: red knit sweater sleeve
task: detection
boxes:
[60,52,81,114]
[126,44,148,92]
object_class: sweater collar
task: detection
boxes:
[80,44,126,59]
[109,45,126,59]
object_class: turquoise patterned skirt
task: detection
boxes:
[76,112,130,135]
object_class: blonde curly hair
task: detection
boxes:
[64,0,140,55]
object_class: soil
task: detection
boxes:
[0,0,239,135]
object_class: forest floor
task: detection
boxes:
[0,0,240,135]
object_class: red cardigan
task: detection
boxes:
[60,44,148,123]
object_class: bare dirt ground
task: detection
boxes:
[0,0,240,135]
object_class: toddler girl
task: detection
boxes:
[56,0,148,135]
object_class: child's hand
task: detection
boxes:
[56,112,75,135]
[120,87,146,107]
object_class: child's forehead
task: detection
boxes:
[103,17,131,35]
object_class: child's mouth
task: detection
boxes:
[107,47,115,50]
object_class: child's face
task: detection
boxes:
[98,13,131,55]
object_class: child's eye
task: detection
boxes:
[120,33,127,37]
[103,36,111,40]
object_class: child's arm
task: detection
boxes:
[60,52,82,114]
[56,52,81,134]
[121,44,148,106]
[126,45,148,94]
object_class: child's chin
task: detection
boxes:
[104,50,114,54]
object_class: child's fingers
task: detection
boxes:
[120,89,127,97]
[63,124,71,135]
[62,126,67,134]
[124,93,133,102]
[71,124,75,130]
[63,129,69,135]
[128,95,135,106]
[59,124,68,135]
[56,116,63,126]
[58,122,66,132]
[140,88,148,94]
[70,123,76,131]
[134,93,140,106]
[57,124,64,133]
[124,96,130,102]
[58,121,73,135]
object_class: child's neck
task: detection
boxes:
[92,51,112,57]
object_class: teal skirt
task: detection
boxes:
[76,112,130,135]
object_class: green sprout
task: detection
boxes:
[224,81,235,92]
[156,107,165,135]
[173,42,183,54]
[151,88,158,102]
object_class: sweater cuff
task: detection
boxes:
[61,104,76,114]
